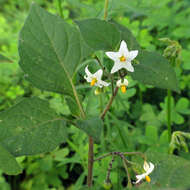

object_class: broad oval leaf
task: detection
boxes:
[131,51,179,92]
[75,117,102,143]
[0,144,22,175]
[18,3,84,117]
[0,97,67,156]
[76,18,121,51]
[112,21,141,51]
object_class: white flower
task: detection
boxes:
[84,66,110,88]
[106,40,138,73]
[116,79,129,93]
[134,161,154,184]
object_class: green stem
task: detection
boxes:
[167,89,172,141]
[104,0,109,20]
[57,0,64,18]
[122,158,132,189]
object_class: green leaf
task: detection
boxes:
[76,18,121,51]
[112,22,141,51]
[0,54,12,63]
[0,97,67,156]
[146,151,190,188]
[18,3,84,117]
[131,51,179,92]
[176,98,190,115]
[145,126,158,144]
[140,104,162,127]
[0,144,22,175]
[75,117,102,143]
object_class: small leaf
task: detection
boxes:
[75,117,102,143]
[131,51,180,92]
[18,3,84,117]
[0,144,22,175]
[176,98,190,115]
[0,54,12,63]
[76,18,121,51]
[0,97,67,156]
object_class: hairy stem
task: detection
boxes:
[167,89,172,141]
[104,0,109,20]
[100,87,119,119]
[57,0,64,18]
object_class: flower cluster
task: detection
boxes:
[84,40,138,93]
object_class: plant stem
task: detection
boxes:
[87,136,94,187]
[167,89,172,141]
[57,0,64,18]
[94,151,146,161]
[122,158,132,189]
[104,0,109,20]
[100,87,119,119]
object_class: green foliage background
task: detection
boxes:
[0,0,190,189]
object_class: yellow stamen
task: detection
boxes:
[145,175,151,183]
[121,85,126,93]
[90,78,97,86]
[120,55,126,62]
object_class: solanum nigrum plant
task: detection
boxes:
[3,1,190,189]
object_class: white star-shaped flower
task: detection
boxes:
[134,161,154,184]
[106,40,138,73]
[116,79,129,93]
[84,66,110,88]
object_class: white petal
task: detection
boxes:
[93,69,103,79]
[97,80,110,88]
[146,162,154,175]
[106,51,120,61]
[134,174,145,184]
[143,161,150,172]
[85,66,92,77]
[84,75,91,82]
[111,62,123,74]
[123,79,129,86]
[124,62,134,72]
[129,50,138,61]
[116,79,128,87]
[116,79,122,87]
[119,40,129,54]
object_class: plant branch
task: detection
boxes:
[94,151,146,161]
[122,156,132,189]
[100,87,119,119]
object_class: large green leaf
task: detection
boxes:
[18,3,84,117]
[146,151,190,188]
[131,51,179,92]
[75,117,102,143]
[0,144,22,175]
[76,18,121,51]
[112,22,141,51]
[0,97,67,156]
